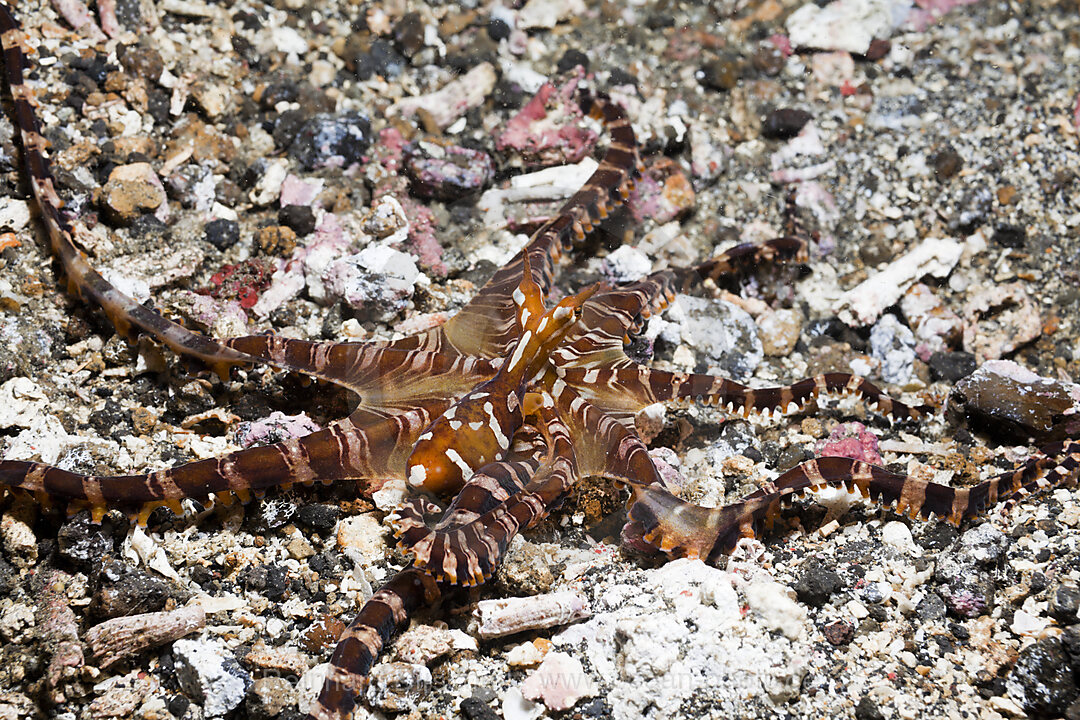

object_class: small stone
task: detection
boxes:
[881,521,916,554]
[673,295,763,382]
[336,514,387,557]
[855,694,886,720]
[91,563,178,619]
[757,308,802,357]
[900,283,963,352]
[628,156,695,224]
[1,498,38,566]
[297,504,340,533]
[246,676,296,720]
[288,112,372,170]
[204,219,240,250]
[102,162,167,225]
[928,351,976,382]
[393,12,425,58]
[278,204,316,236]
[699,56,742,91]
[823,620,854,646]
[746,580,806,640]
[869,313,916,385]
[495,538,555,596]
[117,44,164,81]
[206,259,275,309]
[962,282,1041,362]
[300,615,346,653]
[322,245,420,323]
[462,696,501,720]
[556,48,589,73]
[948,360,1080,444]
[1006,637,1077,717]
[931,147,962,179]
[751,41,785,76]
[761,108,812,140]
[245,641,310,678]
[287,536,315,560]
[57,513,114,568]
[793,558,844,607]
[1050,585,1080,624]
[991,223,1026,248]
[484,15,510,42]
[520,652,597,711]
[601,245,652,284]
[172,640,249,716]
[916,592,947,621]
[365,662,431,711]
[254,225,297,256]
[495,75,598,167]
[404,141,495,201]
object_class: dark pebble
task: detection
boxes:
[239,563,289,601]
[117,44,163,82]
[822,620,854,646]
[1007,637,1077,716]
[751,42,785,76]
[556,48,590,73]
[404,141,495,200]
[794,558,844,607]
[928,350,976,382]
[762,108,812,140]
[113,0,142,28]
[394,12,426,58]
[776,444,812,471]
[991,222,1026,248]
[279,204,317,236]
[699,56,742,91]
[863,38,891,61]
[350,38,407,80]
[167,694,191,718]
[460,697,500,720]
[1051,585,1080,624]
[916,592,947,621]
[128,214,167,239]
[950,622,970,640]
[91,562,180,619]
[1031,572,1049,594]
[492,78,525,110]
[205,218,241,250]
[487,18,511,42]
[915,522,959,552]
[288,111,372,170]
[855,694,885,720]
[645,12,675,29]
[272,108,308,151]
[297,503,341,533]
[608,67,638,87]
[57,513,115,568]
[245,497,298,533]
[931,147,963,179]
[948,363,1080,444]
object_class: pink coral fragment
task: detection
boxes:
[816,422,883,466]
[496,74,599,167]
[520,652,597,711]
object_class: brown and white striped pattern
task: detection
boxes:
[628,442,1080,563]
[5,8,1079,720]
